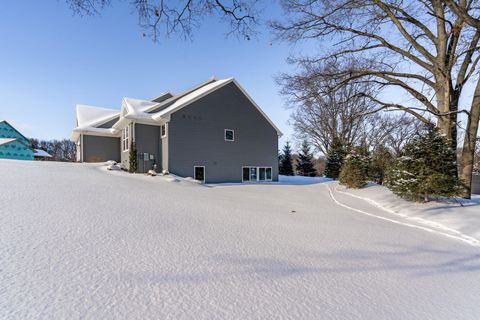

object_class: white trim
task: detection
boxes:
[194,166,206,183]
[224,129,234,141]
[242,166,273,182]
[122,124,131,152]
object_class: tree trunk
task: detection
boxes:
[458,111,480,199]
[423,191,429,203]
[458,93,480,198]
[435,74,458,151]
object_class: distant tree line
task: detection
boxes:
[29,138,76,162]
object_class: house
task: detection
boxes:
[34,149,52,160]
[71,77,282,183]
[0,120,34,160]
[473,174,480,195]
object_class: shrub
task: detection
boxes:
[339,149,368,188]
[128,142,137,173]
[387,126,458,202]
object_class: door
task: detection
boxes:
[194,166,205,183]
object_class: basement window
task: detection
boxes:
[225,129,234,141]
[242,167,272,182]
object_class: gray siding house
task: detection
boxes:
[71,77,282,183]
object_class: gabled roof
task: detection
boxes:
[75,105,119,128]
[112,77,219,129]
[151,78,283,136]
[147,77,217,114]
[0,120,31,143]
[122,98,159,119]
[0,138,17,147]
[74,76,282,138]
[71,105,120,141]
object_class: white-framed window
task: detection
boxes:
[225,129,234,141]
[242,166,272,182]
[122,123,133,151]
[161,123,167,138]
[194,166,205,182]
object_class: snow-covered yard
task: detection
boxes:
[1,159,480,319]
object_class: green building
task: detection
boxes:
[0,120,34,160]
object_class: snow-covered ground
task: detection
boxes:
[1,159,480,319]
[333,182,480,245]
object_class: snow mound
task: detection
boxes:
[333,182,480,243]
[106,164,121,171]
[163,176,179,182]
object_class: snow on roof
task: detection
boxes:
[76,104,119,128]
[112,78,219,129]
[0,138,16,146]
[122,98,159,119]
[152,78,232,120]
[34,149,52,157]
[74,76,282,137]
[72,105,121,141]
[148,77,217,113]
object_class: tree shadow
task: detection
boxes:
[118,242,480,286]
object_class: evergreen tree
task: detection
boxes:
[279,141,294,176]
[339,148,369,188]
[128,141,138,173]
[296,140,317,177]
[388,126,458,202]
[324,138,345,179]
[369,145,394,185]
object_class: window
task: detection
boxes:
[194,166,205,182]
[161,123,167,138]
[122,123,133,151]
[225,129,234,141]
[242,167,272,182]
[250,167,257,181]
[243,167,250,181]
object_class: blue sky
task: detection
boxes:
[0,1,300,146]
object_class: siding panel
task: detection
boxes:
[472,174,480,195]
[168,82,279,183]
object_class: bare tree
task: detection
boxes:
[278,60,419,156]
[278,61,377,154]
[66,0,260,41]
[272,0,480,198]
[30,138,76,162]
[383,115,423,157]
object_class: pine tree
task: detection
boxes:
[128,141,138,173]
[388,126,458,202]
[369,145,394,185]
[296,140,317,176]
[324,138,345,179]
[339,148,369,188]
[279,141,294,176]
